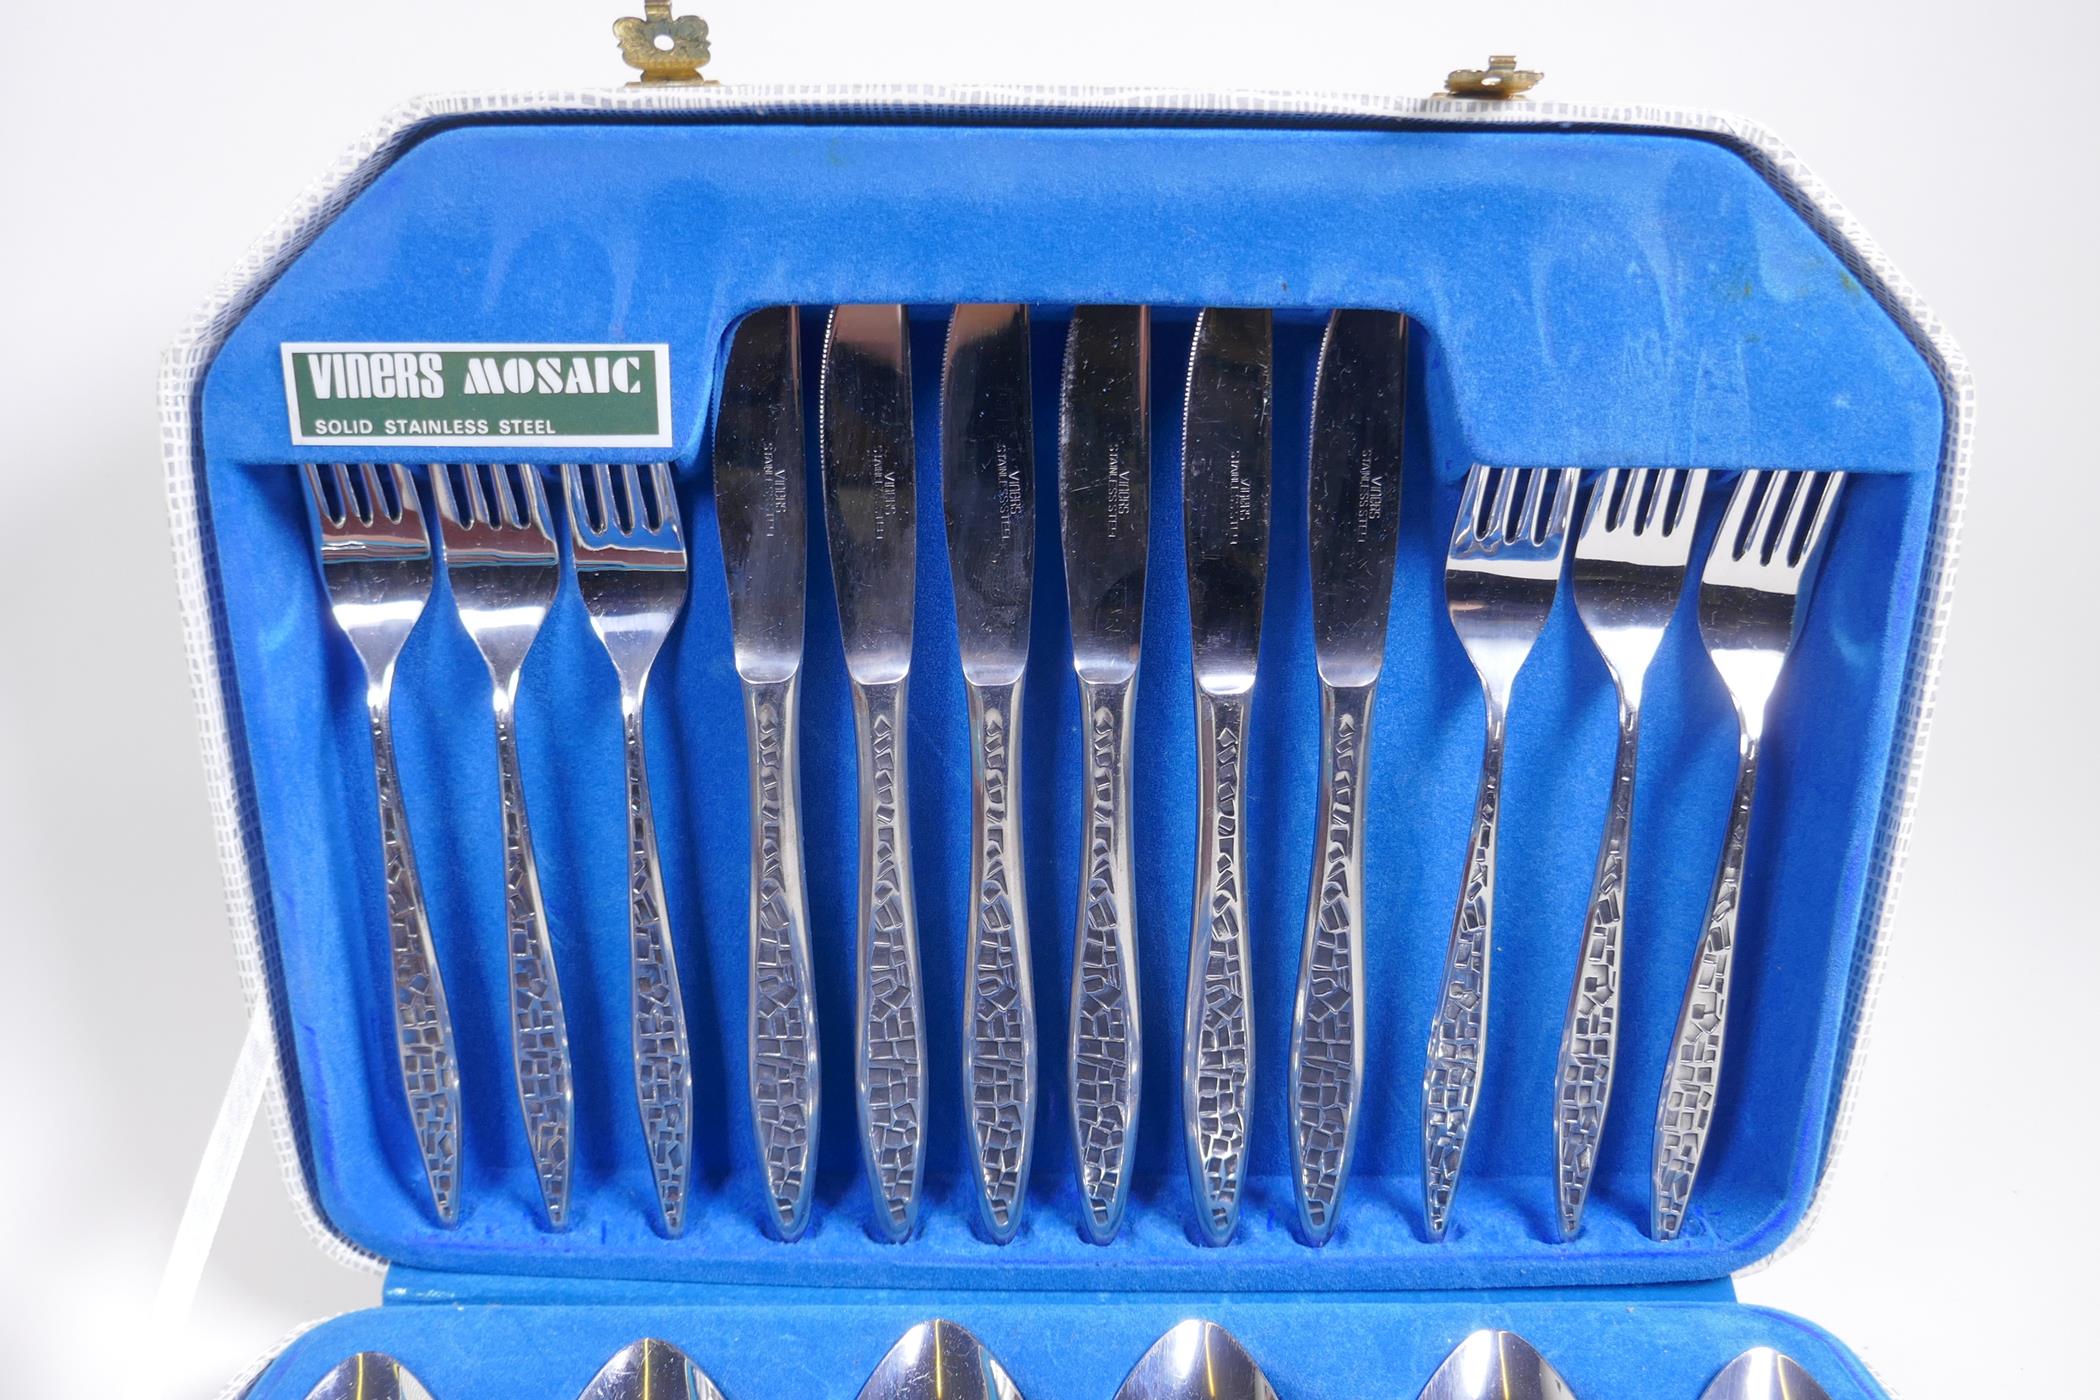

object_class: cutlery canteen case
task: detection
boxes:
[162,79,1967,1399]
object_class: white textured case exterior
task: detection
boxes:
[161,83,1970,1291]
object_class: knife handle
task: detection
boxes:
[1071,675,1142,1243]
[623,699,693,1237]
[493,695,573,1230]
[850,677,926,1241]
[1423,698,1507,1241]
[1185,688,1255,1246]
[1653,727,1762,1240]
[1289,679,1374,1244]
[1554,697,1638,1240]
[366,690,463,1226]
[963,677,1037,1242]
[742,674,821,1242]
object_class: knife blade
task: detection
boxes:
[820,303,927,1241]
[1289,309,1408,1243]
[1058,304,1150,1243]
[942,303,1039,1242]
[714,305,822,1241]
[1180,305,1272,1246]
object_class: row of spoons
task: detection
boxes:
[302,1320,1836,1399]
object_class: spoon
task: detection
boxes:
[859,1319,1022,1400]
[301,1354,435,1400]
[1417,1331,1576,1400]
[1114,1320,1277,1400]
[576,1339,724,1400]
[1698,1347,1834,1400]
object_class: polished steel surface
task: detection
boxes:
[1552,467,1707,1239]
[1113,1320,1277,1400]
[300,463,461,1226]
[1654,469,1843,1240]
[942,303,1039,1242]
[1697,1347,1835,1400]
[1288,309,1407,1244]
[822,303,928,1241]
[565,461,694,1237]
[431,462,574,1231]
[1180,307,1273,1246]
[577,1338,726,1400]
[300,1352,435,1400]
[858,1320,1023,1400]
[1423,465,1576,1240]
[714,306,822,1241]
[1417,1330,1578,1400]
[1057,304,1150,1243]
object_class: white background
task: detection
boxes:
[1,3,2092,1396]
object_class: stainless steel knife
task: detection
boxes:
[714,305,822,1241]
[941,303,1039,1242]
[1180,306,1273,1246]
[820,303,927,1241]
[1288,310,1408,1243]
[1058,304,1151,1244]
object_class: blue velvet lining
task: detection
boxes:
[195,113,1940,1368]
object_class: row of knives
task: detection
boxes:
[299,1321,1836,1400]
[304,303,1843,1249]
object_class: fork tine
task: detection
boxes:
[615,463,644,533]
[1715,469,1764,561]
[1786,471,1844,569]
[489,463,523,529]
[1486,467,1518,541]
[1665,469,1708,535]
[300,464,336,525]
[460,461,491,527]
[390,465,425,528]
[561,464,591,538]
[1580,468,1618,541]
[357,463,389,524]
[1451,465,1489,548]
[518,466,551,534]
[428,461,462,524]
[650,463,679,536]
[1542,468,1578,542]
[1518,468,1551,542]
[1627,468,1661,534]
[593,463,617,533]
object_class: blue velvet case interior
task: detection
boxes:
[194,114,1943,1398]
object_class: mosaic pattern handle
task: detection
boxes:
[624,700,693,1237]
[1071,676,1141,1244]
[1185,690,1254,1246]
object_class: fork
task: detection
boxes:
[1552,467,1707,1239]
[1652,468,1844,1240]
[430,462,574,1230]
[565,462,694,1237]
[1423,465,1576,1240]
[300,462,462,1226]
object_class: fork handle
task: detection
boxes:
[741,675,820,1241]
[850,677,927,1241]
[1071,675,1142,1244]
[366,693,462,1226]
[964,676,1037,1242]
[1289,679,1375,1244]
[622,698,693,1237]
[1185,688,1255,1246]
[1553,698,1638,1239]
[1422,700,1507,1240]
[1653,728,1762,1240]
[493,699,574,1229]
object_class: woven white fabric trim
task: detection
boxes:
[160,81,1968,1278]
[212,1318,325,1400]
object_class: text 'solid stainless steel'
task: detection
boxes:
[1417,1330,1578,1400]
[859,1320,1023,1400]
[1114,1321,1277,1400]
[1697,1347,1834,1400]
[942,303,1039,1242]
[301,1353,436,1400]
[301,463,461,1226]
[822,304,928,1241]
[714,306,822,1241]
[1423,465,1576,1240]
[1552,467,1707,1239]
[577,1339,726,1400]
[565,461,694,1237]
[1289,309,1407,1244]
[431,462,575,1231]
[1058,305,1151,1243]
[1180,307,1274,1246]
[1653,469,1844,1239]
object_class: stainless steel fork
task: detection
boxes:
[1423,465,1576,1240]
[1552,467,1706,1239]
[565,461,694,1237]
[1652,468,1844,1240]
[430,462,574,1230]
[301,462,461,1226]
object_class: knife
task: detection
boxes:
[820,303,927,1241]
[1288,310,1408,1243]
[578,1340,727,1400]
[1696,1348,1834,1400]
[942,303,1039,1242]
[714,305,822,1241]
[1180,306,1273,1246]
[300,1354,435,1400]
[1058,305,1151,1243]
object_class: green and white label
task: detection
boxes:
[281,342,673,448]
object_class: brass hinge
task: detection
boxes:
[614,3,717,86]
[1438,55,1543,101]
